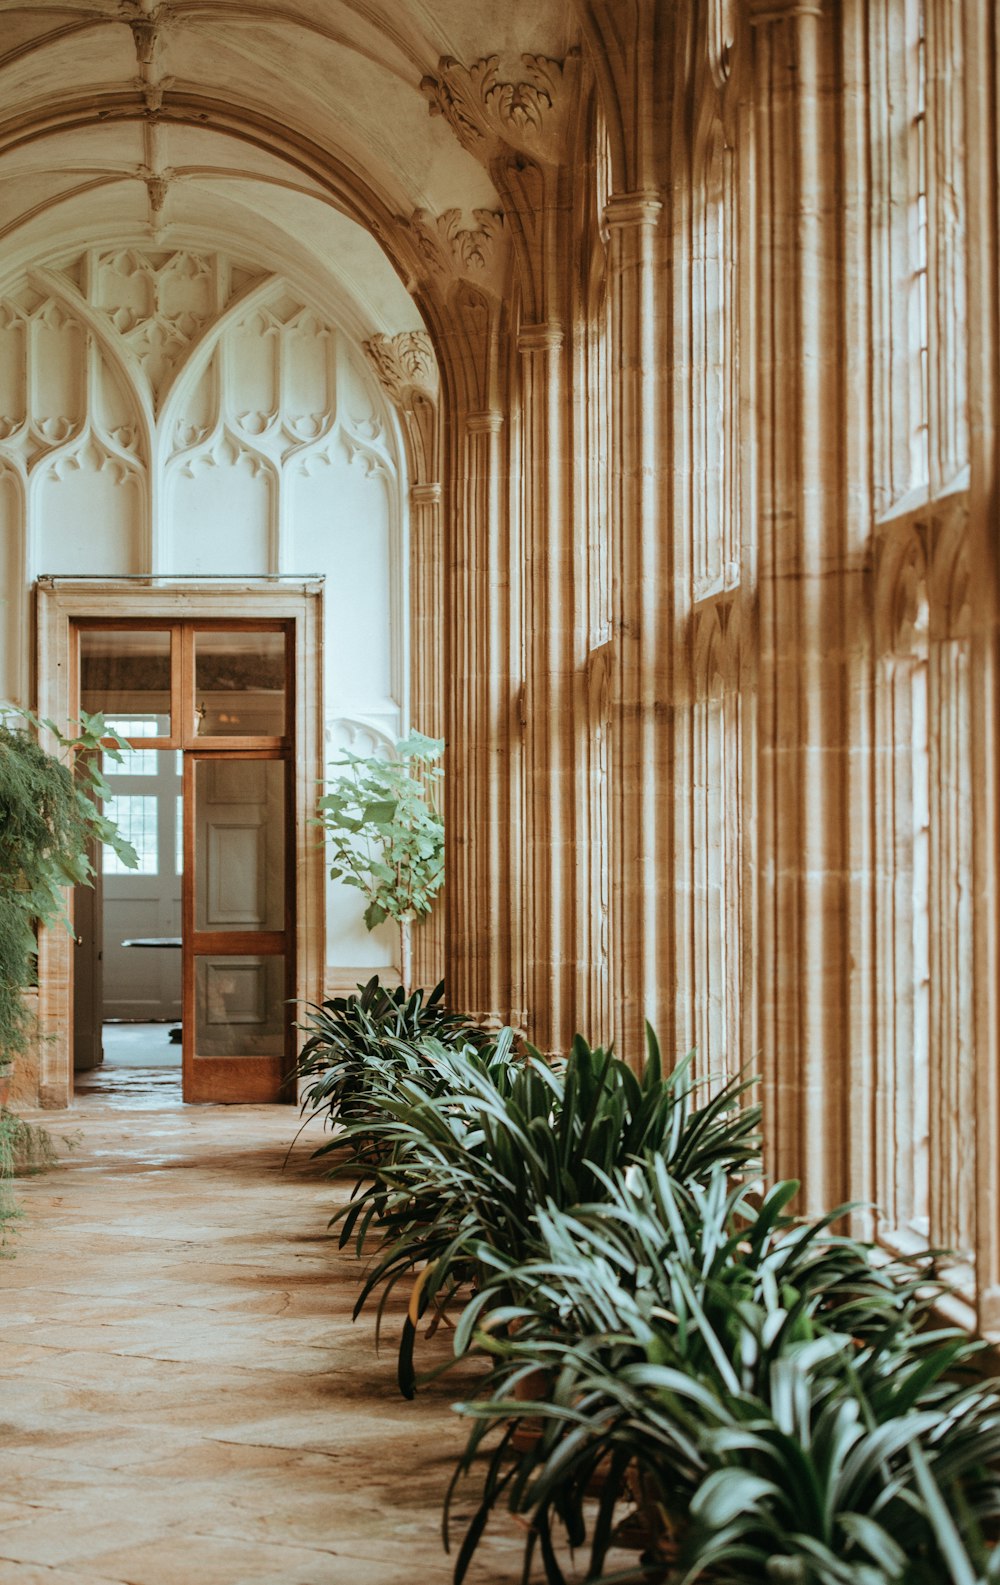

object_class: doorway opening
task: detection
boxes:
[74,732,183,1104]
[35,578,325,1111]
[70,617,296,1105]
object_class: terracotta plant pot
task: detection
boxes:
[508,1359,552,1453]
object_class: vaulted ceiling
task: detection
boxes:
[0,0,581,334]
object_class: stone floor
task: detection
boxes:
[0,1084,541,1584]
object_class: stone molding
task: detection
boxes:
[464,409,503,434]
[517,321,563,354]
[746,0,825,22]
[603,192,663,230]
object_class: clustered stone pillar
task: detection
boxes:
[446,403,515,1027]
[413,51,588,1048]
[604,190,673,1067]
[964,0,1000,1332]
[518,319,580,1053]
[363,331,448,993]
[749,0,850,1213]
[409,479,446,990]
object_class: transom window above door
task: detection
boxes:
[78,621,292,749]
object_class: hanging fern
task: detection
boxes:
[0,707,137,1062]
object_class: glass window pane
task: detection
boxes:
[103,717,163,775]
[194,759,285,932]
[80,630,171,735]
[194,955,286,1057]
[103,795,158,875]
[194,630,285,738]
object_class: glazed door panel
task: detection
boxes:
[183,750,293,1103]
[102,746,182,1021]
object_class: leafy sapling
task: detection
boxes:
[315,731,444,989]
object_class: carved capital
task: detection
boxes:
[364,332,438,402]
[411,481,443,506]
[465,410,504,435]
[517,321,563,355]
[400,208,509,299]
[421,50,581,166]
[603,191,663,230]
[746,0,824,22]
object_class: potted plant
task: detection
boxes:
[295,974,488,1140]
[445,1164,996,1585]
[332,1027,760,1397]
[314,731,444,992]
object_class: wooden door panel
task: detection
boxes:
[206,824,267,924]
[195,758,285,934]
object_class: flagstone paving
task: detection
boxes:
[0,1089,532,1585]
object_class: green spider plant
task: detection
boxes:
[446,1163,998,1585]
[294,975,489,1139]
[332,1028,760,1397]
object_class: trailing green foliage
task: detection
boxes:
[0,1110,23,1252]
[0,1107,59,1177]
[315,732,444,932]
[0,705,137,1062]
[0,1106,57,1251]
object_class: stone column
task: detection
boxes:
[604,190,672,1068]
[517,318,578,1053]
[364,331,447,992]
[749,0,850,1213]
[418,54,585,1048]
[962,0,1000,1334]
[447,406,514,1025]
[409,479,446,989]
[390,212,516,1027]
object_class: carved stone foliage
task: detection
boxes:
[420,51,581,167]
[363,332,439,484]
[400,209,508,301]
[119,0,172,110]
[363,332,437,402]
[415,49,582,337]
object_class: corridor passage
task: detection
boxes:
[0,1097,522,1584]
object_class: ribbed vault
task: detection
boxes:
[0,0,583,348]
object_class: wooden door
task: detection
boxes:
[74,618,296,1103]
[73,835,104,1071]
[182,750,293,1103]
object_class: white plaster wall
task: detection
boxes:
[0,244,407,975]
